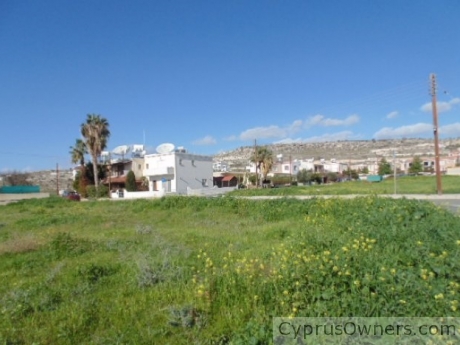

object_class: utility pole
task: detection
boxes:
[254,139,258,188]
[393,151,397,195]
[430,73,443,195]
[56,163,59,195]
[108,153,112,198]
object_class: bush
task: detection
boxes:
[310,173,323,184]
[86,185,109,199]
[247,174,257,185]
[327,172,339,182]
[126,170,137,191]
[271,175,292,185]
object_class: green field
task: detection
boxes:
[1,196,460,344]
[230,175,460,196]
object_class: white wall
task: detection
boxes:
[175,153,213,194]
[299,160,315,171]
[111,189,165,199]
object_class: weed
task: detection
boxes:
[1,196,460,344]
[48,232,92,258]
[135,224,153,235]
[168,305,206,328]
[76,263,118,283]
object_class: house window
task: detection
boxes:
[284,165,289,171]
[146,164,149,169]
[138,164,141,170]
[192,160,195,166]
[202,179,207,187]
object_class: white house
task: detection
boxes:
[213,160,229,172]
[298,158,315,172]
[270,159,301,176]
[143,150,213,195]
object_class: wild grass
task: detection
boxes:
[0,196,459,344]
[230,175,460,196]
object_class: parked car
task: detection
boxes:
[61,190,81,201]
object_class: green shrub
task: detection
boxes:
[126,170,137,191]
[86,185,109,199]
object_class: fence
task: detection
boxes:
[0,185,41,194]
[187,186,237,196]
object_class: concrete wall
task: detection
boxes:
[110,189,165,199]
[187,186,237,196]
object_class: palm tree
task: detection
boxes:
[251,146,274,184]
[81,114,110,187]
[69,139,87,166]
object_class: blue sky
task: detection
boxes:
[1,0,459,171]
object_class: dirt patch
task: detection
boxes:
[0,193,50,205]
[0,233,42,255]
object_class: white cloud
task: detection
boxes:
[303,131,356,142]
[239,119,303,141]
[373,123,432,139]
[239,125,287,141]
[420,98,460,113]
[439,123,460,136]
[192,135,216,146]
[305,114,359,127]
[235,115,359,142]
[374,121,460,139]
[386,111,398,119]
[273,138,303,144]
[305,114,325,126]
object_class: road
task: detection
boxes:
[429,199,460,215]
[0,192,459,215]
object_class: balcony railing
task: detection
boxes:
[143,166,174,177]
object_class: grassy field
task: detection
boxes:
[230,175,460,196]
[1,196,460,344]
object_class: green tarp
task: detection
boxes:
[0,185,40,193]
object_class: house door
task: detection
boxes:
[162,179,171,192]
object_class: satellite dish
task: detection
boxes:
[112,145,130,155]
[156,143,175,154]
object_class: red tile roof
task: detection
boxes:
[222,175,236,182]
[102,176,127,184]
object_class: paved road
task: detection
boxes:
[429,199,460,214]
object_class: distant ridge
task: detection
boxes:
[213,138,460,167]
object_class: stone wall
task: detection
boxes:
[27,169,75,194]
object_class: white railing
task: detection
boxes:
[143,166,174,177]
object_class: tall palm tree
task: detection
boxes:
[81,114,110,187]
[251,146,274,184]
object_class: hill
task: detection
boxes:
[214,138,460,168]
